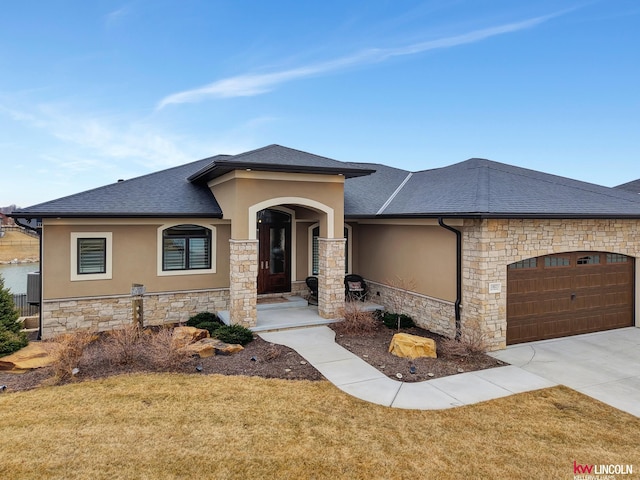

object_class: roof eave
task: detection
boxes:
[345,212,640,220]
[189,162,376,183]
[10,212,224,220]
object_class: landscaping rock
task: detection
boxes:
[388,333,437,360]
[172,326,210,348]
[0,343,53,371]
[183,338,244,358]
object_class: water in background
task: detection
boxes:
[0,263,40,294]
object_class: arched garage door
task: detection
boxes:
[507,252,635,345]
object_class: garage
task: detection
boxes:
[507,251,635,345]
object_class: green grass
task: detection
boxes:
[0,374,638,479]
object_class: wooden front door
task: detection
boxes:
[257,209,291,294]
[507,252,634,345]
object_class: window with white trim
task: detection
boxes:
[70,232,113,281]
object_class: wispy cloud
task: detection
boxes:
[105,6,131,27]
[157,11,565,109]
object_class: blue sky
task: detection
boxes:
[1,0,638,207]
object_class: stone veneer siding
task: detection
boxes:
[317,238,346,318]
[229,239,258,327]
[366,280,455,338]
[41,288,229,339]
[463,218,640,351]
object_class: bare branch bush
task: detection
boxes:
[441,318,489,356]
[144,327,192,370]
[334,302,378,336]
[102,324,143,365]
[45,330,96,383]
[383,275,417,331]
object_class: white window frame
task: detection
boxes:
[308,223,351,275]
[70,232,113,281]
[157,223,217,276]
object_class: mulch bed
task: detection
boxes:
[0,323,505,393]
[331,322,505,382]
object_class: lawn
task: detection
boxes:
[1,374,638,479]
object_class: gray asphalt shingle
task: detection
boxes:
[14,147,640,219]
[380,158,640,217]
[15,158,222,218]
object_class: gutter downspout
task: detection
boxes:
[438,217,462,340]
[13,217,43,341]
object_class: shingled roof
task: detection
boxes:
[15,158,223,218]
[373,158,640,218]
[13,146,640,219]
[615,179,640,194]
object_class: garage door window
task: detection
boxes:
[577,255,600,265]
[509,258,537,269]
[544,256,570,267]
[607,254,628,263]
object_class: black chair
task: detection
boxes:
[305,276,318,305]
[344,274,368,301]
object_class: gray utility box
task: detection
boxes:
[26,272,40,305]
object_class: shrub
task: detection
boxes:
[0,328,28,356]
[334,303,378,336]
[186,312,219,327]
[145,328,192,370]
[103,324,144,365]
[381,312,415,330]
[46,330,96,382]
[0,274,28,357]
[192,321,221,336]
[213,324,254,346]
[441,318,488,356]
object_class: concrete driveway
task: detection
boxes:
[489,327,640,417]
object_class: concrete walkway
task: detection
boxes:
[260,326,556,410]
[489,328,640,417]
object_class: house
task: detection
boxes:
[12,145,640,350]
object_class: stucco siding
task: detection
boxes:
[42,220,230,300]
[356,224,456,302]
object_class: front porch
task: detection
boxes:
[218,295,384,332]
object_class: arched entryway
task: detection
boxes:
[507,251,635,344]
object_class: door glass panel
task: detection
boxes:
[270,227,286,274]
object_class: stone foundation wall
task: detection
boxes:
[366,280,456,338]
[41,288,229,339]
[463,218,640,351]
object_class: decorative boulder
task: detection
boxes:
[183,338,244,358]
[0,343,54,371]
[389,333,437,359]
[172,326,210,348]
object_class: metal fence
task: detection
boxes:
[12,293,39,317]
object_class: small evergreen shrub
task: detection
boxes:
[0,328,28,356]
[381,312,415,330]
[0,274,27,357]
[186,312,219,327]
[192,321,221,336]
[213,324,254,346]
[186,312,223,336]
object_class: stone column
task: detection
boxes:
[317,237,346,318]
[229,239,258,327]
